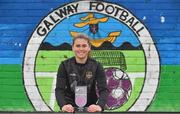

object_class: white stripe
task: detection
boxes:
[49,77,57,110]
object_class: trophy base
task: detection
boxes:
[75,107,87,112]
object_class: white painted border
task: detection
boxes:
[23,1,160,111]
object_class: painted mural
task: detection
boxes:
[0,0,180,112]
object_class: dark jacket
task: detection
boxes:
[55,57,108,110]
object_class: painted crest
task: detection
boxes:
[23,0,160,112]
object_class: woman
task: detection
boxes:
[55,33,108,112]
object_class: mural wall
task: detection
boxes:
[0,0,180,112]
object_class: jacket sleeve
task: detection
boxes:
[55,62,67,109]
[96,62,109,110]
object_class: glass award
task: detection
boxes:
[75,86,87,112]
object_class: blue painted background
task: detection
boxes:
[0,0,180,65]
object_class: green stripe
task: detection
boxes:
[0,64,34,111]
[36,50,145,72]
[147,65,180,112]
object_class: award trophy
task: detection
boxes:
[75,86,87,112]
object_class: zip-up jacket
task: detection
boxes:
[55,57,109,110]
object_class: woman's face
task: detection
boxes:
[72,38,91,60]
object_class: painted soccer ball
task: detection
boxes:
[98,67,132,110]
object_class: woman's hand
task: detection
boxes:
[62,104,74,112]
[87,104,102,112]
